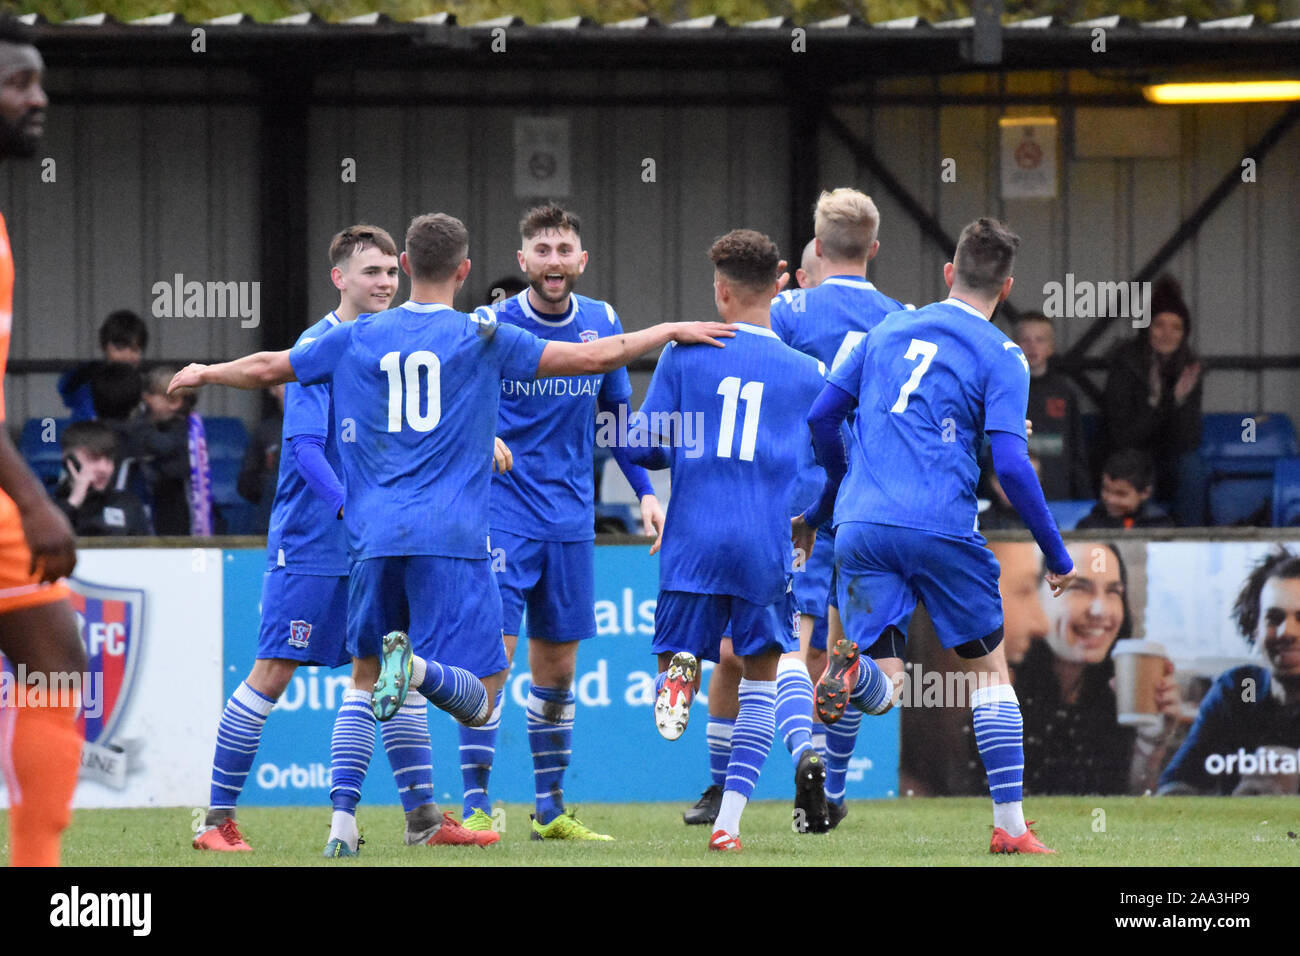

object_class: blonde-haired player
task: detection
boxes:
[703,187,911,833]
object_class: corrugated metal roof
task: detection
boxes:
[14,10,1300,30]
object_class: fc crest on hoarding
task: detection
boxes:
[67,578,146,789]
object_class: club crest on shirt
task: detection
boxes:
[579,330,598,343]
[289,619,312,649]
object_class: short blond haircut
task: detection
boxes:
[813,188,879,262]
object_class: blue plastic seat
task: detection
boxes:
[201,416,251,462]
[1274,458,1300,527]
[20,416,71,492]
[1199,413,1298,525]
[1047,499,1096,531]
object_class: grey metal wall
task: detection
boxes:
[820,80,1300,418]
[0,67,264,430]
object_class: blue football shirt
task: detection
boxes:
[289,301,547,561]
[771,276,907,513]
[265,313,349,575]
[827,297,1030,537]
[491,290,632,542]
[770,275,909,372]
[638,323,826,606]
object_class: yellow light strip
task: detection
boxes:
[1142,81,1300,104]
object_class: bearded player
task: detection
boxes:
[457,203,663,841]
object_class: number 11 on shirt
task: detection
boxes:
[716,377,764,461]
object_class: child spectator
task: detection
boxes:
[1076,449,1176,530]
[55,420,151,536]
[58,310,149,421]
[123,366,195,535]
[1012,311,1090,499]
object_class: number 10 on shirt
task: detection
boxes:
[381,350,442,432]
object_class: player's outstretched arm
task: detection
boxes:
[801,382,857,529]
[989,430,1074,591]
[535,322,735,378]
[0,428,76,581]
[168,351,297,393]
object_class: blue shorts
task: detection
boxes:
[347,556,509,678]
[792,524,835,640]
[834,521,1003,658]
[256,569,349,668]
[652,589,799,663]
[492,530,595,642]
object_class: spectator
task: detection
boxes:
[481,275,527,309]
[88,361,143,424]
[1013,312,1090,499]
[238,384,285,534]
[58,310,149,421]
[1158,547,1300,795]
[123,365,194,535]
[1101,275,1204,522]
[1077,449,1176,530]
[55,420,151,536]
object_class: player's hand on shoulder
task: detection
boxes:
[1045,567,1076,598]
[20,498,77,581]
[169,363,207,394]
[1025,418,1033,437]
[493,437,513,474]
[671,322,737,348]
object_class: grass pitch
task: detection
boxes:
[15,796,1300,866]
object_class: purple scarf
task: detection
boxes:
[187,412,213,536]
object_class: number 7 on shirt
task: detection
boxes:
[889,338,938,414]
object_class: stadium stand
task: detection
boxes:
[1199,413,1298,526]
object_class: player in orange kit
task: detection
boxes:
[0,16,87,867]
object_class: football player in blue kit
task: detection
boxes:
[170,212,735,852]
[796,218,1076,854]
[457,204,663,841]
[628,229,826,852]
[689,190,910,833]
[192,224,434,852]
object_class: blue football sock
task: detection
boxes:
[776,658,815,765]
[209,680,276,813]
[972,684,1025,805]
[459,688,504,817]
[715,679,776,835]
[706,717,735,788]
[330,688,376,814]
[823,707,861,805]
[811,725,828,759]
[527,685,575,826]
[381,688,434,814]
[654,671,667,696]
[413,658,488,725]
[724,678,776,801]
[849,654,892,714]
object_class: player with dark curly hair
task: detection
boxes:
[1158,547,1300,794]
